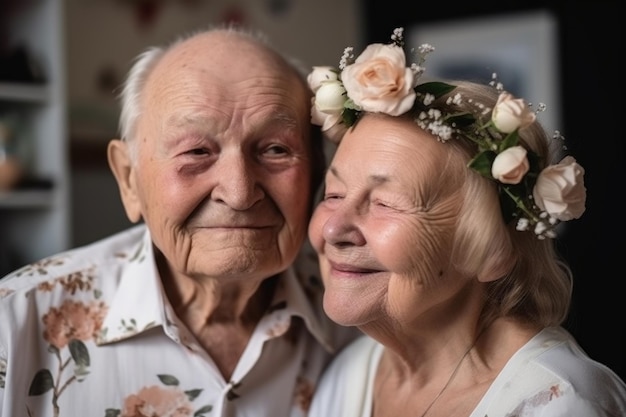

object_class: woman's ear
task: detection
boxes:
[107,139,142,223]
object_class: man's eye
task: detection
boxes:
[187,148,209,155]
[264,144,289,156]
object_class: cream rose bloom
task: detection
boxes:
[310,81,348,143]
[532,156,586,221]
[314,80,346,113]
[307,66,339,92]
[492,92,536,133]
[491,146,530,184]
[341,43,416,116]
[310,99,347,143]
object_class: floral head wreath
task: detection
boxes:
[307,27,586,239]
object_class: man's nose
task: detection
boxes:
[210,152,264,210]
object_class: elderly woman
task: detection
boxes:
[306,28,626,417]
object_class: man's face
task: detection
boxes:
[124,33,313,283]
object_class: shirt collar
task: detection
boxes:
[276,265,334,352]
[96,229,334,351]
[97,229,163,345]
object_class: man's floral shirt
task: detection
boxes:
[0,224,357,417]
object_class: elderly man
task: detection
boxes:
[0,27,357,416]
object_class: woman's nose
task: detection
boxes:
[322,203,366,247]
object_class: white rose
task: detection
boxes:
[321,117,348,144]
[314,80,346,113]
[341,43,416,116]
[492,92,536,133]
[532,156,586,221]
[310,98,347,144]
[310,97,327,126]
[491,146,529,184]
[307,66,339,92]
[311,99,340,128]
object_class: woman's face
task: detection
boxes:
[308,115,469,328]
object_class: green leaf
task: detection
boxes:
[499,186,519,224]
[69,339,90,367]
[447,113,476,128]
[343,98,359,110]
[74,364,90,379]
[525,149,543,180]
[158,374,179,386]
[499,183,530,223]
[194,405,213,416]
[28,369,54,396]
[415,81,457,98]
[105,409,121,417]
[499,130,519,151]
[467,150,496,179]
[185,389,202,401]
[342,108,359,126]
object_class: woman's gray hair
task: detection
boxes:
[430,81,573,329]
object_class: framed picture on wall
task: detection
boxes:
[409,10,561,134]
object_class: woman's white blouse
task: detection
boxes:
[309,328,626,417]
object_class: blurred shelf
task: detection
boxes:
[0,189,54,209]
[0,82,49,103]
[1,0,69,263]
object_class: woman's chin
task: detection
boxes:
[323,293,368,327]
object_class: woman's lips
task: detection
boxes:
[328,260,382,275]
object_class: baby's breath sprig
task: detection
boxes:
[390,27,405,47]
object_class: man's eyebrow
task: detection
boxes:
[165,113,211,129]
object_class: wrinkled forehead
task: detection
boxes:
[341,115,451,162]
[153,31,304,89]
[333,114,468,193]
[139,32,310,125]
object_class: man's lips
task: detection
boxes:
[190,216,280,229]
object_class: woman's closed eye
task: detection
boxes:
[324,192,343,201]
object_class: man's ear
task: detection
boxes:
[107,139,142,223]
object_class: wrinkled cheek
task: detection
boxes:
[280,205,310,265]
[394,224,450,281]
[142,194,196,265]
[307,207,327,255]
[279,174,312,240]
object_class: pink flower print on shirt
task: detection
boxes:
[505,384,563,416]
[121,385,195,417]
[294,375,314,412]
[28,299,108,417]
[110,374,212,417]
[37,267,96,295]
[42,299,107,348]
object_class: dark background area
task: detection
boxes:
[364,2,625,381]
